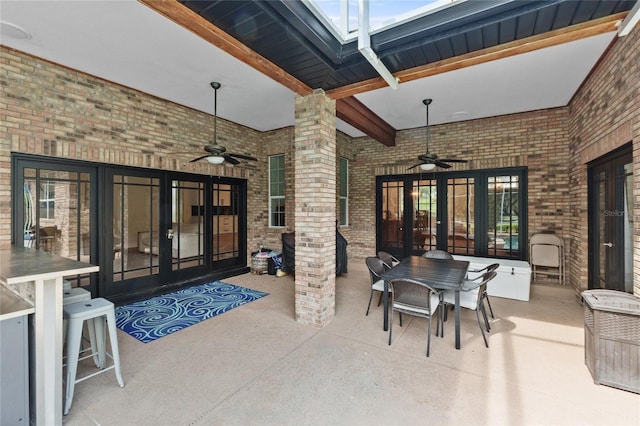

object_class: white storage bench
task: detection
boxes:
[452,255,532,301]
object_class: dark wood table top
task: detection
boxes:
[382,255,469,290]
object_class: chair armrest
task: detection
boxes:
[468,262,500,274]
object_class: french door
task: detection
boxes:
[104,170,247,302]
[588,144,633,292]
[12,154,249,304]
[377,168,526,260]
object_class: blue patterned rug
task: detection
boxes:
[115,281,268,343]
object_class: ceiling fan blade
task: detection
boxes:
[408,163,423,170]
[223,154,240,165]
[189,155,209,163]
[439,158,468,163]
[227,153,257,161]
[434,161,452,169]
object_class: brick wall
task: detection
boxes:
[347,107,572,261]
[568,28,640,296]
[0,47,261,252]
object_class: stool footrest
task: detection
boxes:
[74,364,121,386]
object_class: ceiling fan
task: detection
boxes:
[409,99,468,171]
[190,82,258,165]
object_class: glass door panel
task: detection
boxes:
[488,175,520,257]
[381,181,404,250]
[595,170,608,288]
[22,167,93,289]
[212,183,239,261]
[589,147,633,292]
[171,180,205,270]
[112,175,160,282]
[447,177,474,255]
[412,179,437,251]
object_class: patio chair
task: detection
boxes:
[377,251,399,270]
[442,269,498,348]
[529,233,564,285]
[422,249,453,259]
[365,256,388,316]
[467,262,500,319]
[388,278,443,357]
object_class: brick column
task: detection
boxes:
[294,89,336,327]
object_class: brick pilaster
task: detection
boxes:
[293,89,336,327]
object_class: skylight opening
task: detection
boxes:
[304,0,464,41]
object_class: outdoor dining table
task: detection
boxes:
[381,255,470,350]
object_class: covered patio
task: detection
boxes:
[62,263,639,425]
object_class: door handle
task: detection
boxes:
[167,229,174,240]
[603,242,613,248]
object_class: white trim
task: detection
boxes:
[618,0,640,36]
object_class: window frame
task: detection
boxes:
[376,167,528,260]
[268,154,286,228]
[39,180,56,220]
[339,157,349,226]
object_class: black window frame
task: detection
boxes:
[376,167,528,260]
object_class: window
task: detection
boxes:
[339,157,348,226]
[269,154,285,227]
[39,181,55,219]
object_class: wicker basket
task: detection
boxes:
[582,289,640,394]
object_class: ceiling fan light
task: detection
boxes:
[206,155,225,164]
[419,163,436,171]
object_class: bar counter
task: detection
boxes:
[0,246,99,426]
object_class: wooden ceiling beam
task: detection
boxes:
[327,12,628,99]
[336,97,396,147]
[139,0,314,96]
[139,0,396,146]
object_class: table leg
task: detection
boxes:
[33,277,63,425]
[455,290,461,350]
[383,279,389,331]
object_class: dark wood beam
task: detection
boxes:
[327,12,628,99]
[336,97,396,147]
[139,0,396,146]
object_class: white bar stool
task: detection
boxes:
[63,298,125,416]
[63,286,97,365]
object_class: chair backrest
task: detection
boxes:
[485,263,500,274]
[422,249,453,259]
[377,251,398,269]
[484,263,500,272]
[475,270,498,304]
[389,278,440,313]
[530,244,560,267]
[365,256,386,284]
[464,267,497,290]
[529,233,563,268]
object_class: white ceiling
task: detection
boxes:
[0,0,620,138]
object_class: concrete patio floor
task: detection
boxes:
[63,261,639,425]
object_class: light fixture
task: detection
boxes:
[419,163,436,171]
[206,156,225,164]
[0,21,31,40]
